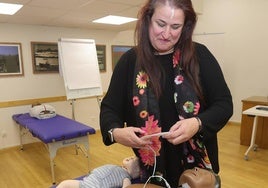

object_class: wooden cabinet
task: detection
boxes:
[240,96,268,149]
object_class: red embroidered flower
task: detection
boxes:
[139,89,145,95]
[173,50,180,68]
[133,96,140,106]
[138,115,162,166]
[174,75,184,85]
[194,102,200,115]
[187,154,195,163]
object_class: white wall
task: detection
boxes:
[1,0,268,149]
[192,0,203,14]
[0,23,135,149]
[195,0,268,123]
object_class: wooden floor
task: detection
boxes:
[0,122,267,188]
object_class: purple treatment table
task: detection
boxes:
[12,113,96,184]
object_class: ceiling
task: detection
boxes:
[0,0,147,31]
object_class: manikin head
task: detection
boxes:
[122,156,140,179]
[179,167,220,188]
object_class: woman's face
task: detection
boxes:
[149,3,185,54]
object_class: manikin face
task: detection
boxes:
[122,156,137,168]
[179,167,216,188]
[149,3,185,54]
[122,156,140,178]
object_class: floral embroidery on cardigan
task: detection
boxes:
[133,49,212,174]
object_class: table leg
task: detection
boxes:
[19,126,24,150]
[47,136,90,184]
[244,116,258,160]
[48,143,57,184]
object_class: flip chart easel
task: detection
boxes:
[58,38,103,119]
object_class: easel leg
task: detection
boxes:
[71,99,76,120]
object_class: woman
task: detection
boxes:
[100,0,233,187]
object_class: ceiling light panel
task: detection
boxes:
[93,15,137,25]
[0,2,23,15]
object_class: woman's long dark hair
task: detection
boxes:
[135,0,203,100]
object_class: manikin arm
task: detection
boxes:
[122,178,132,188]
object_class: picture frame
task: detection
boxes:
[31,42,59,73]
[111,45,133,70]
[0,42,24,76]
[96,44,106,72]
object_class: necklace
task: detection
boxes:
[155,48,174,55]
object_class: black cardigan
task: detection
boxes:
[100,42,233,173]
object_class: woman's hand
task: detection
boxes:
[163,117,200,145]
[113,127,152,148]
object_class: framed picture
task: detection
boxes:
[111,45,132,70]
[31,42,59,73]
[0,42,23,76]
[96,44,106,72]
